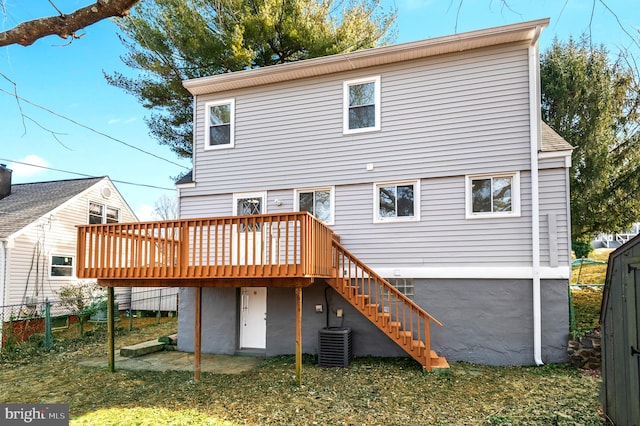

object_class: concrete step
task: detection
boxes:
[120,340,166,358]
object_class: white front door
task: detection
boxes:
[240,287,267,349]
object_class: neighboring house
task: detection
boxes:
[594,222,640,249]
[76,18,573,368]
[0,166,137,317]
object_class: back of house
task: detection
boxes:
[176,18,573,365]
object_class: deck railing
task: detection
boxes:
[76,213,334,280]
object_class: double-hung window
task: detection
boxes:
[205,99,234,149]
[374,180,420,223]
[296,187,334,225]
[343,76,380,134]
[466,172,520,218]
[50,255,74,278]
[89,202,120,224]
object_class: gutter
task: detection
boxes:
[529,24,544,366]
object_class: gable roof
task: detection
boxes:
[183,18,549,95]
[541,121,573,152]
[0,177,104,238]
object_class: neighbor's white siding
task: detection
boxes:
[3,179,137,309]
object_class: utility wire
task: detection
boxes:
[0,88,190,170]
[0,158,175,191]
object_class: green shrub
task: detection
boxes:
[572,240,592,259]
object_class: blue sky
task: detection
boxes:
[1,1,638,220]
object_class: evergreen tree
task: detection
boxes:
[541,37,640,242]
[106,0,396,158]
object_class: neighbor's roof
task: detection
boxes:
[541,121,574,152]
[0,177,104,238]
[183,18,550,95]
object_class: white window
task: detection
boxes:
[343,76,381,134]
[89,202,120,224]
[466,172,521,218]
[374,180,420,223]
[295,187,334,225]
[205,99,235,150]
[233,192,266,231]
[50,255,74,278]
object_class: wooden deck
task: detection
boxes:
[76,212,448,374]
[76,212,334,287]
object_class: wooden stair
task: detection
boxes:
[325,241,449,371]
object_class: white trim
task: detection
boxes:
[343,76,381,134]
[465,172,521,219]
[373,266,571,280]
[204,98,235,150]
[293,186,335,226]
[233,191,267,215]
[538,150,573,161]
[373,180,420,223]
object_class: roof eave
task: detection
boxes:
[183,18,550,95]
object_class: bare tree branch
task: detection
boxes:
[0,0,141,47]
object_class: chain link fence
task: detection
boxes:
[1,288,179,351]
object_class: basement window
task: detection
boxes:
[387,278,414,300]
[50,255,75,278]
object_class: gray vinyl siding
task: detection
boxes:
[538,167,571,267]
[185,43,532,196]
[180,174,535,269]
[3,179,136,308]
[333,176,532,268]
[178,41,572,273]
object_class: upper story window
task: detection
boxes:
[343,76,380,134]
[374,180,420,223]
[50,255,74,278]
[295,187,334,225]
[466,172,521,219]
[89,202,120,224]
[205,99,235,150]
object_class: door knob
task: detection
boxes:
[632,346,640,357]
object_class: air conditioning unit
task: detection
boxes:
[318,327,352,367]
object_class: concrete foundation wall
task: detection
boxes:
[177,278,569,365]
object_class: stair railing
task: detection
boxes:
[331,240,443,369]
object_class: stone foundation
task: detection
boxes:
[567,333,601,370]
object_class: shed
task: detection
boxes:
[601,234,640,425]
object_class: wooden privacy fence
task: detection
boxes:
[76,213,334,280]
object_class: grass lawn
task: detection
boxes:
[0,318,604,425]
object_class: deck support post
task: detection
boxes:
[107,285,115,373]
[295,286,302,385]
[194,287,202,381]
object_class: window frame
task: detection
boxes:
[343,76,381,134]
[88,201,120,224]
[294,186,335,226]
[49,254,75,279]
[373,180,420,223]
[465,172,521,219]
[204,98,235,150]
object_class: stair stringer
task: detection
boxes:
[324,241,449,371]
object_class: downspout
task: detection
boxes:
[0,240,6,309]
[529,25,544,366]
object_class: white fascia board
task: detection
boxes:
[373,266,571,280]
